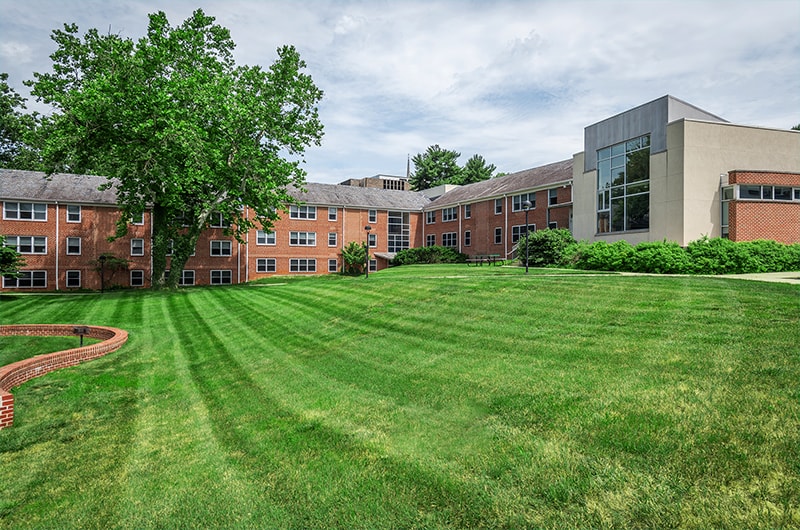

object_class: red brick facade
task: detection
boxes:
[727,171,800,244]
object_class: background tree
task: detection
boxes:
[27,9,323,288]
[409,145,462,190]
[457,154,496,185]
[792,124,800,131]
[0,73,40,170]
[0,236,26,277]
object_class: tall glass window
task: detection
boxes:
[387,211,410,252]
[597,135,650,233]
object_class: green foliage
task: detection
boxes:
[0,235,26,276]
[409,145,462,190]
[0,73,41,170]
[566,236,800,274]
[456,154,496,185]
[27,9,323,288]
[517,228,576,267]
[391,245,467,265]
[340,241,367,275]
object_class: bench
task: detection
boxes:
[466,254,502,266]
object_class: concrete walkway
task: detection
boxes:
[719,271,800,285]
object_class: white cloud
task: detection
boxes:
[0,0,798,182]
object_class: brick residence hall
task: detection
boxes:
[3,95,800,291]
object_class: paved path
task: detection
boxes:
[719,272,800,285]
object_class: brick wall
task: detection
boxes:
[0,324,128,429]
[727,170,800,244]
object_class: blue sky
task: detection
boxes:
[1,0,798,184]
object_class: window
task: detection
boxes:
[290,258,316,272]
[464,204,471,219]
[66,237,81,255]
[131,212,144,225]
[464,230,471,246]
[328,259,338,273]
[739,185,798,202]
[328,232,337,247]
[4,202,47,221]
[426,211,436,224]
[442,232,457,248]
[257,258,276,273]
[721,186,734,238]
[209,212,230,228]
[369,210,377,223]
[442,207,457,222]
[494,227,502,244]
[3,270,47,288]
[368,233,377,247]
[548,222,558,229]
[178,270,195,286]
[512,193,536,211]
[495,199,503,215]
[369,259,377,272]
[549,188,558,206]
[130,270,145,287]
[66,205,81,222]
[388,211,410,252]
[289,205,316,220]
[210,240,232,256]
[328,207,338,221]
[211,270,232,285]
[5,236,47,254]
[131,238,145,256]
[66,270,81,288]
[597,134,650,233]
[512,224,536,243]
[290,231,316,246]
[256,230,276,245]
[426,234,436,246]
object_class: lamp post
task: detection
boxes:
[364,225,372,278]
[522,200,532,274]
[98,254,107,292]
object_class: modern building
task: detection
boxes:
[3,95,799,291]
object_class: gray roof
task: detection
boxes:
[1,169,120,205]
[290,182,430,211]
[426,159,573,209]
[1,168,431,211]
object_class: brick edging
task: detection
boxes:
[0,325,129,429]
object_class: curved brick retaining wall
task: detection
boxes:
[0,325,128,429]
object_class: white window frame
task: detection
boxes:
[512,224,536,243]
[328,259,338,273]
[426,211,436,224]
[290,231,316,246]
[464,204,471,219]
[66,205,81,223]
[290,258,316,273]
[328,232,337,247]
[66,270,81,288]
[256,258,276,273]
[5,236,47,254]
[368,210,377,223]
[368,233,377,248]
[3,270,47,288]
[495,199,503,215]
[66,236,81,255]
[210,240,232,256]
[442,207,457,222]
[131,238,145,256]
[328,207,338,221]
[3,202,47,221]
[464,230,471,246]
[179,270,195,286]
[512,193,536,212]
[211,270,232,285]
[130,270,145,287]
[494,227,502,244]
[131,212,145,225]
[442,232,457,248]
[289,205,316,220]
[426,234,436,247]
[256,230,276,245]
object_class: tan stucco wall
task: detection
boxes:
[573,120,800,246]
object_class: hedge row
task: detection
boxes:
[519,230,800,274]
[391,246,467,265]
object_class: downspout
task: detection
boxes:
[244,207,249,283]
[458,202,462,253]
[503,194,509,258]
[55,202,59,291]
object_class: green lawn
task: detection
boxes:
[1,265,799,529]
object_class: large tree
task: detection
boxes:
[457,154,496,185]
[0,73,40,170]
[0,236,25,277]
[409,145,462,190]
[27,9,323,288]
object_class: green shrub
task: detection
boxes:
[517,229,576,267]
[569,240,635,271]
[391,246,467,266]
[630,241,693,274]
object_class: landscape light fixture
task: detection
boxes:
[522,200,532,274]
[364,225,372,278]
